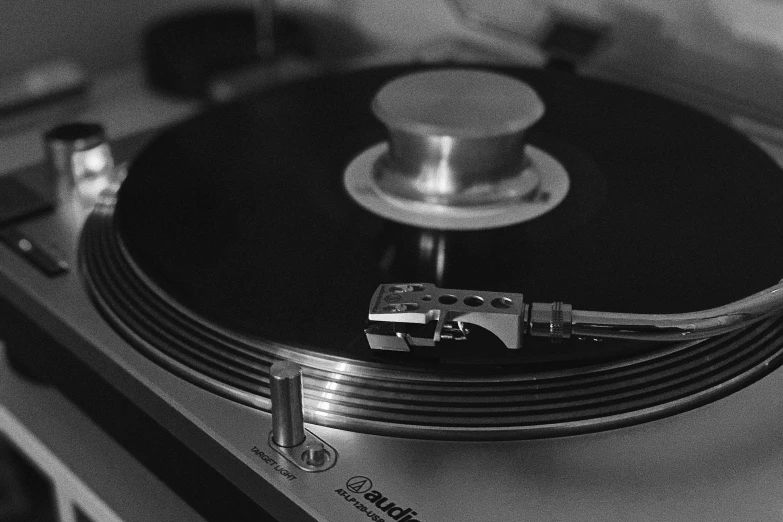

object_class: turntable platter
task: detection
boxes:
[79,65,783,438]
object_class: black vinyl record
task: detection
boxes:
[114,64,783,365]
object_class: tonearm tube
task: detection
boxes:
[365,280,783,351]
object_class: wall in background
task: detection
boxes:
[0,0,227,73]
[457,0,783,66]
[2,0,782,121]
[453,0,783,122]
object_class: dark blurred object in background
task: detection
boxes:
[143,7,315,99]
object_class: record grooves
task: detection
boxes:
[79,64,783,439]
[80,201,783,439]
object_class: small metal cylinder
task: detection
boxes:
[44,122,115,203]
[269,361,306,447]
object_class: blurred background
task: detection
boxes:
[2,0,783,133]
[1,0,783,75]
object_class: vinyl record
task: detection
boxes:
[112,64,783,365]
[77,64,783,438]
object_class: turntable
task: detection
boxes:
[2,3,783,522]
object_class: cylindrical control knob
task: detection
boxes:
[528,302,573,343]
[269,361,306,447]
[44,122,115,203]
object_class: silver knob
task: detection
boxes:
[44,122,115,203]
[269,361,306,447]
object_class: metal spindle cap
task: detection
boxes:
[371,69,545,206]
